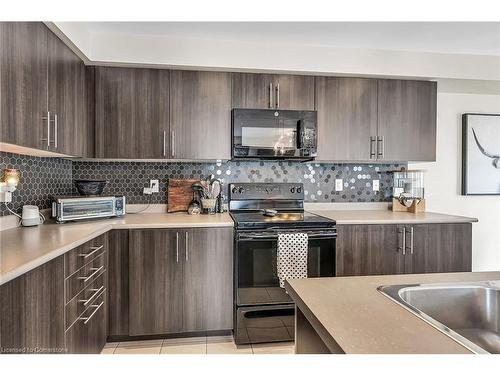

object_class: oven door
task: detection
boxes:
[235,229,336,307]
[232,109,317,160]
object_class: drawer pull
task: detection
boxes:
[78,245,104,259]
[78,286,105,306]
[79,301,104,325]
[77,266,104,283]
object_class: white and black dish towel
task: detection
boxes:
[277,233,308,288]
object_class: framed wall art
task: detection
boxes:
[462,113,500,195]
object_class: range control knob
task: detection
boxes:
[238,187,245,194]
[297,187,302,194]
[290,187,295,193]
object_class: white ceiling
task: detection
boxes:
[83,22,500,56]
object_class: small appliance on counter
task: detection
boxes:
[21,205,45,226]
[391,169,426,213]
[52,195,126,223]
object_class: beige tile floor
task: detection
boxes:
[102,335,295,354]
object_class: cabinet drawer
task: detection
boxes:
[65,252,106,303]
[65,290,107,354]
[65,234,107,277]
[66,272,106,330]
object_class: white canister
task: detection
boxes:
[22,205,42,226]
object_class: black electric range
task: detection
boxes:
[229,183,336,345]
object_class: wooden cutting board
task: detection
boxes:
[167,179,197,213]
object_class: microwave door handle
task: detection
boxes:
[296,120,303,149]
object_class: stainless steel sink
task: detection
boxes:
[378,281,500,354]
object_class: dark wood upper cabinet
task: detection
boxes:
[183,228,233,332]
[128,229,183,336]
[336,224,404,277]
[0,22,48,149]
[377,79,437,161]
[47,31,89,157]
[232,73,315,110]
[95,67,170,159]
[169,70,232,160]
[405,223,472,274]
[315,77,378,161]
[0,22,92,156]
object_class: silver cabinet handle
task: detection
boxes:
[79,301,104,325]
[275,83,280,109]
[78,286,105,306]
[377,136,384,158]
[369,136,376,159]
[176,232,179,263]
[170,130,175,157]
[78,245,104,259]
[163,130,166,157]
[410,226,414,254]
[41,111,51,150]
[54,113,58,149]
[77,266,104,283]
[401,227,406,255]
[185,231,189,262]
[269,83,273,108]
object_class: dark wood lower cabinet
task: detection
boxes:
[66,291,107,354]
[405,224,472,274]
[336,223,472,276]
[107,230,130,337]
[336,224,404,276]
[128,227,233,336]
[183,228,233,332]
[129,229,183,336]
[0,256,65,354]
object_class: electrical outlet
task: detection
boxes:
[335,179,343,191]
[150,179,159,193]
[373,179,380,191]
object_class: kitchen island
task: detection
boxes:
[285,271,500,354]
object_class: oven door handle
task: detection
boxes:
[238,232,337,240]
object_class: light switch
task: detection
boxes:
[335,179,343,191]
[373,179,380,191]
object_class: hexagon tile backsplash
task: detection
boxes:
[0,152,73,216]
[1,151,405,216]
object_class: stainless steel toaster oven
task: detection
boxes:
[52,195,126,223]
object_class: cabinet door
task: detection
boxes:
[315,77,377,161]
[232,72,276,109]
[0,22,48,149]
[47,31,88,156]
[336,224,404,276]
[129,229,183,335]
[405,224,472,274]
[183,228,233,332]
[274,74,315,110]
[170,70,232,160]
[108,230,129,337]
[377,80,437,161]
[66,291,107,354]
[95,67,170,159]
[232,73,315,110]
[0,255,65,353]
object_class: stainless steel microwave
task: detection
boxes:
[52,195,126,223]
[232,109,317,161]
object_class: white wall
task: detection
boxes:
[410,92,500,271]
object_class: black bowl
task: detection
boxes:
[74,180,107,196]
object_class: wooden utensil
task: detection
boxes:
[167,179,198,213]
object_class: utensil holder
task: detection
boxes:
[201,198,217,215]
